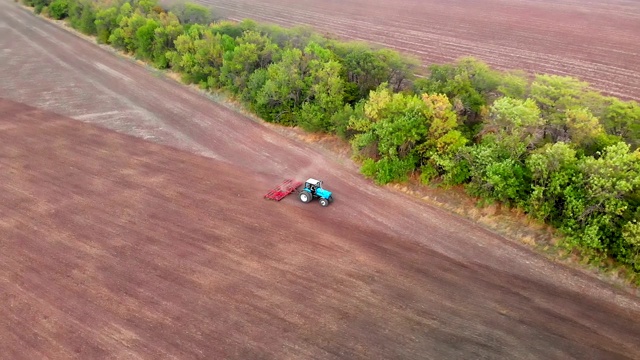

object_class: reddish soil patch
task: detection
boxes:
[2,2,640,357]
[199,0,640,100]
[1,101,640,358]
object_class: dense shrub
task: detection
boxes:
[48,0,68,19]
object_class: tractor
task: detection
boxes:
[298,178,334,207]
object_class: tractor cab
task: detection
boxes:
[299,178,334,207]
[304,178,323,192]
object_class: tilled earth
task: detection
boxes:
[197,0,640,101]
[0,1,639,359]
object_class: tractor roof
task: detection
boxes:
[305,178,322,185]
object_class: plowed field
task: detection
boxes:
[198,0,640,101]
[1,1,640,358]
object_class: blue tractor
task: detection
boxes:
[298,178,334,207]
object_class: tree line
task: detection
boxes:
[21,0,640,281]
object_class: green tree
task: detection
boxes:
[165,24,206,82]
[108,12,147,53]
[337,42,390,103]
[465,135,531,206]
[497,70,529,99]
[417,93,467,184]
[376,48,419,92]
[66,0,86,27]
[565,143,640,255]
[348,85,429,184]
[28,0,51,14]
[526,142,581,223]
[151,12,183,68]
[565,107,605,151]
[417,57,500,129]
[603,98,640,149]
[210,19,253,39]
[529,74,590,142]
[48,0,68,19]
[254,48,306,123]
[171,2,214,25]
[243,67,268,103]
[77,1,96,34]
[134,18,159,60]
[95,6,119,43]
[329,101,364,139]
[484,97,544,153]
[297,42,345,132]
[133,0,157,15]
[621,221,640,271]
[219,30,279,93]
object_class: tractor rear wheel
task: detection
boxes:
[319,198,329,207]
[299,190,312,203]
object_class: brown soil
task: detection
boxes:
[196,0,640,101]
[1,1,640,358]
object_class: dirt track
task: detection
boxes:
[1,1,640,358]
[197,0,640,101]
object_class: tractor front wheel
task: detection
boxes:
[299,190,312,203]
[319,198,329,207]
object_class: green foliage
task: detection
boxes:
[529,74,594,142]
[151,12,183,68]
[219,30,279,93]
[579,143,639,220]
[334,42,407,103]
[48,0,68,19]
[210,20,252,39]
[331,101,364,139]
[166,24,226,85]
[603,98,640,149]
[466,135,530,206]
[348,85,430,184]
[417,93,468,183]
[351,85,428,157]
[622,221,640,271]
[243,67,269,107]
[526,142,581,223]
[361,156,416,185]
[559,143,640,262]
[497,70,529,99]
[253,47,306,124]
[485,97,544,152]
[418,57,501,127]
[27,0,51,14]
[65,0,85,27]
[134,18,159,59]
[77,1,96,34]
[297,43,345,132]
[95,6,119,42]
[171,2,215,25]
[564,107,605,153]
[258,24,318,50]
[419,163,439,184]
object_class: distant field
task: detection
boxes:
[198,0,640,101]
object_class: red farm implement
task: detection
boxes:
[264,179,303,201]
